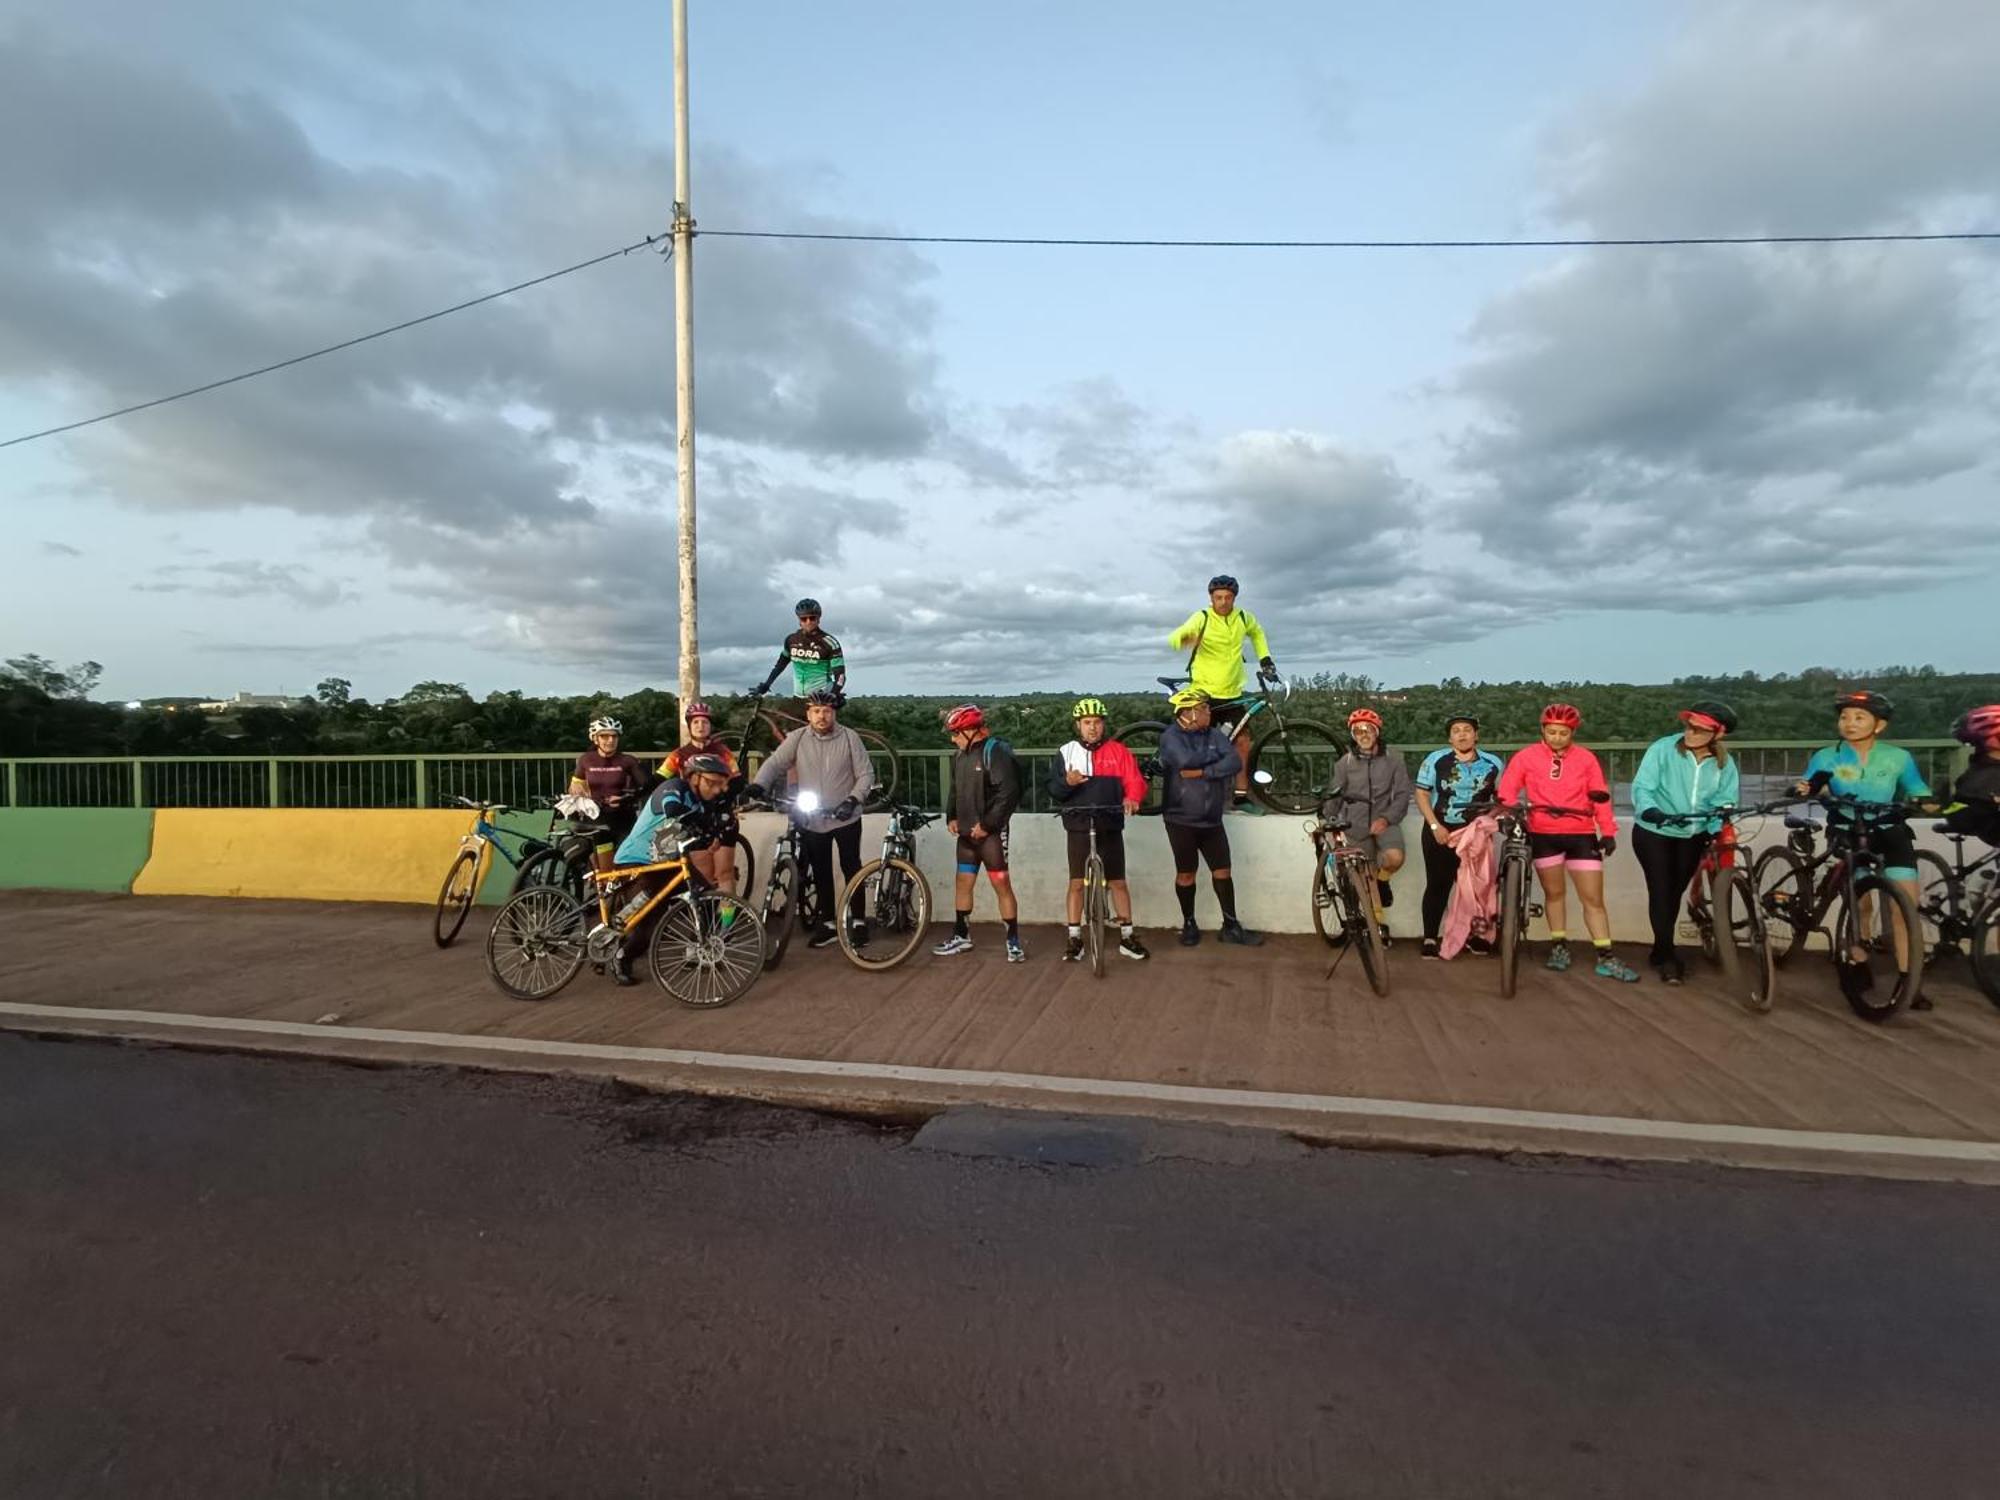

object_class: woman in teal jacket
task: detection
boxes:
[1630,700,1741,984]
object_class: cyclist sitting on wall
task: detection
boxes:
[1048,696,1150,963]
[1793,691,1935,999]
[1496,703,1637,983]
[568,716,647,874]
[1168,574,1277,813]
[1327,707,1412,948]
[749,597,846,705]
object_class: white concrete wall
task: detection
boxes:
[737,810,1968,945]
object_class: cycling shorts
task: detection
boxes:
[1206,697,1253,735]
[1346,824,1406,864]
[1066,826,1127,881]
[1863,823,1919,881]
[1531,832,1603,871]
[956,827,1010,874]
[1166,821,1231,875]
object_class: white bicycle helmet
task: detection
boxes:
[588,716,623,737]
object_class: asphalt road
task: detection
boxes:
[2,1035,1996,1499]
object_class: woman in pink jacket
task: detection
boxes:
[1495,704,1639,982]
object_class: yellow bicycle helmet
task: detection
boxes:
[1071,696,1108,719]
[1168,687,1210,712]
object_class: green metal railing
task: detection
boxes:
[0,741,1965,815]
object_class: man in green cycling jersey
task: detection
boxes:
[1168,574,1277,812]
[750,597,846,704]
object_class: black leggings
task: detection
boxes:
[1631,824,1710,963]
[801,821,865,929]
[1420,823,1462,941]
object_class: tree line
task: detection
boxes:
[2,653,1992,760]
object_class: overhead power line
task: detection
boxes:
[5,221,1995,452]
[0,232,669,452]
[704,227,2000,249]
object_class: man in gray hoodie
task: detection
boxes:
[1328,707,1413,946]
[750,686,875,948]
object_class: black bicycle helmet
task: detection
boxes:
[803,685,841,707]
[680,752,731,779]
[1207,574,1239,594]
[794,597,822,617]
[1443,711,1480,733]
[1834,690,1894,722]
[1680,699,1739,734]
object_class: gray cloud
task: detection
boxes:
[134,559,353,608]
[40,540,82,557]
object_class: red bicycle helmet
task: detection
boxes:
[684,699,713,722]
[1954,704,2000,746]
[1347,707,1383,729]
[1541,703,1582,728]
[1834,690,1894,721]
[943,704,985,734]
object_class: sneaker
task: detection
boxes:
[1234,801,1266,818]
[1546,942,1572,973]
[1466,934,1494,956]
[848,919,871,948]
[1661,957,1687,986]
[1326,928,1350,949]
[1006,936,1026,963]
[807,925,839,949]
[1910,986,1934,1012]
[1594,952,1641,984]
[933,933,974,957]
[1378,923,1394,950]
[1377,878,1396,910]
[1179,920,1201,947]
[1062,935,1085,963]
[1219,919,1265,947]
[1420,937,1440,960]
[609,954,638,987]
[1118,933,1151,961]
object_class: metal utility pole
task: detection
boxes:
[672,0,699,737]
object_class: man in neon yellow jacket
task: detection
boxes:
[1169,574,1277,811]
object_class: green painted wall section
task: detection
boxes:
[0,808,156,892]
[474,808,573,906]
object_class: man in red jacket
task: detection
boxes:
[1049,697,1151,961]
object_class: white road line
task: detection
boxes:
[4,1000,1998,1166]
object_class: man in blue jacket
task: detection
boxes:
[1158,689,1262,947]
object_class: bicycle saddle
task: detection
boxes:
[1156,675,1188,690]
[1783,811,1822,830]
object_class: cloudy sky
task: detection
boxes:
[3,0,1997,701]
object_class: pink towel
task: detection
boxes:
[1440,815,1500,960]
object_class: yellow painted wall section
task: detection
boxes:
[133,809,477,904]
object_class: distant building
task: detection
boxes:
[194,691,313,712]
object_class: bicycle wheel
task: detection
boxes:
[649,891,767,1009]
[1713,867,1777,1014]
[1831,873,1924,1023]
[1498,856,1525,998]
[1969,895,2000,1009]
[1084,852,1108,977]
[1309,847,1342,948]
[1112,719,1168,814]
[512,845,586,903]
[432,847,481,948]
[722,830,757,902]
[1913,849,1958,957]
[837,857,933,971]
[483,886,589,1000]
[1343,858,1390,997]
[1752,847,1813,966]
[761,852,803,968]
[852,726,902,810]
[1247,717,1344,814]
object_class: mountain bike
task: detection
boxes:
[483,828,766,1008]
[1967,882,2000,1010]
[1304,792,1389,996]
[837,803,938,972]
[1114,670,1342,815]
[1752,799,1926,1022]
[1467,797,1609,999]
[1652,805,1778,1013]
[432,795,578,948]
[1912,813,1999,961]
[750,790,826,969]
[734,688,899,809]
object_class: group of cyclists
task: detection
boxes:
[559,583,2000,989]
